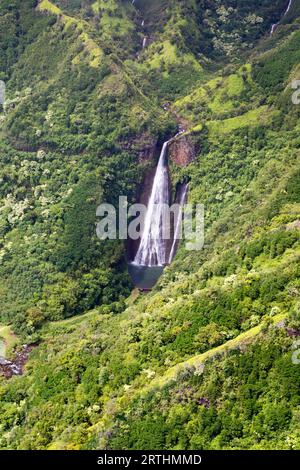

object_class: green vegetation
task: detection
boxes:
[0,0,300,451]
[207,106,273,136]
[0,325,18,357]
[109,325,300,450]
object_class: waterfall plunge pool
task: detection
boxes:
[128,140,169,290]
[128,263,165,290]
[127,137,188,290]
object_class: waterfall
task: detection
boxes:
[168,184,188,264]
[270,0,293,35]
[142,37,147,48]
[133,141,170,267]
[270,23,277,35]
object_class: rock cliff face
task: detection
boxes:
[168,134,196,167]
[123,131,197,167]
[121,133,158,163]
[137,141,157,163]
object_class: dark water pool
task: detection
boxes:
[128,263,164,290]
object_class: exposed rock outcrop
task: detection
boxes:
[286,219,300,231]
[168,134,196,167]
[0,343,36,379]
[121,133,157,163]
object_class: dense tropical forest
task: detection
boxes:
[0,0,299,450]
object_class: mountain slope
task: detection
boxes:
[0,0,300,450]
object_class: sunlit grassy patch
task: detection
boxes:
[38,0,61,15]
[38,0,103,67]
[174,64,253,120]
[0,324,18,357]
[207,105,272,136]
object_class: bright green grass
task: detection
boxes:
[175,64,252,119]
[38,0,103,67]
[92,0,134,37]
[146,39,202,76]
[92,0,117,14]
[149,312,288,390]
[88,310,288,439]
[207,105,273,136]
[148,40,177,69]
[0,324,18,357]
[38,0,61,15]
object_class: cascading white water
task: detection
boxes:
[168,183,188,264]
[133,141,170,267]
[270,0,293,35]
